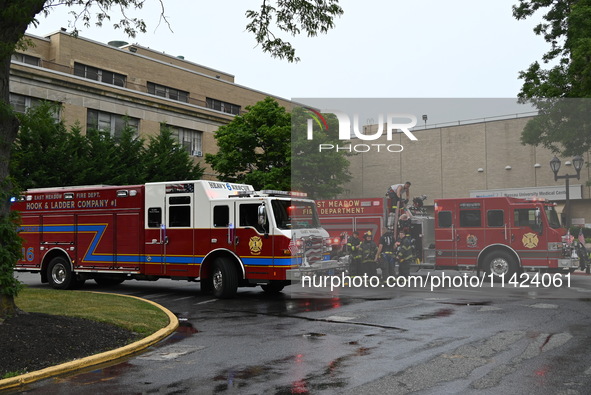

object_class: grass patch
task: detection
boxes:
[15,287,170,337]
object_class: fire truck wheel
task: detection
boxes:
[200,277,214,294]
[261,282,285,294]
[212,258,238,298]
[47,256,77,290]
[483,251,518,280]
[94,276,125,286]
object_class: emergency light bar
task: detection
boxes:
[261,190,308,198]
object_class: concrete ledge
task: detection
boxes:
[0,292,179,391]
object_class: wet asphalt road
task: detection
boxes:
[7,271,591,394]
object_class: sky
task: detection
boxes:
[26,0,549,100]
[23,0,553,125]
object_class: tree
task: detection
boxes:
[291,107,351,199]
[11,104,203,187]
[513,0,591,156]
[10,102,73,189]
[143,126,204,182]
[206,97,291,190]
[206,99,351,197]
[246,0,343,62]
[0,0,342,319]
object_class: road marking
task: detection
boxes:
[138,346,205,361]
[172,296,194,301]
[529,303,558,309]
[478,306,502,312]
[141,293,167,299]
[196,299,216,305]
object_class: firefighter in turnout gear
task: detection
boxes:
[346,231,362,276]
[375,228,396,279]
[359,231,378,276]
[396,230,415,278]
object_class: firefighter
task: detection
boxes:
[359,231,378,277]
[387,182,411,212]
[346,231,362,276]
[375,227,396,279]
[395,229,415,278]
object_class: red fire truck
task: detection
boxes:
[318,196,580,277]
[316,198,386,251]
[12,181,340,297]
[428,196,579,276]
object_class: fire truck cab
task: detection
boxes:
[13,181,339,297]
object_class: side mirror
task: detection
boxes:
[258,204,267,227]
[534,208,543,234]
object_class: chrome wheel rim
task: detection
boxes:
[490,257,509,276]
[213,268,223,291]
[51,263,67,285]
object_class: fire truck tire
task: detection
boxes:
[483,251,518,280]
[200,277,214,294]
[47,256,79,290]
[261,281,285,294]
[94,275,125,286]
[212,257,238,298]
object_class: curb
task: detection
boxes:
[0,292,179,391]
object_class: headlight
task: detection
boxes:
[548,242,562,251]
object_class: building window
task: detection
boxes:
[206,97,241,115]
[166,125,203,156]
[11,53,40,66]
[74,62,126,87]
[147,82,189,103]
[87,109,139,138]
[9,94,60,119]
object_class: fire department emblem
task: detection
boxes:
[522,232,539,249]
[249,236,263,255]
[466,234,478,248]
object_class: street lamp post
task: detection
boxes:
[550,155,585,228]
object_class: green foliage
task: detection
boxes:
[206,97,291,190]
[10,103,203,189]
[143,125,204,182]
[513,0,591,156]
[17,288,169,337]
[246,0,343,62]
[291,108,351,199]
[206,98,351,197]
[0,180,23,298]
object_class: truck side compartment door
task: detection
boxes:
[454,203,484,269]
[115,212,142,271]
[434,207,456,267]
[163,193,195,275]
[512,206,547,269]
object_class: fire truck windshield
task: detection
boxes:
[271,200,320,230]
[545,205,561,229]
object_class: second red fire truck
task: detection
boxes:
[318,195,580,277]
[12,181,341,297]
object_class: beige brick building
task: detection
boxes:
[10,31,294,179]
[342,116,591,226]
